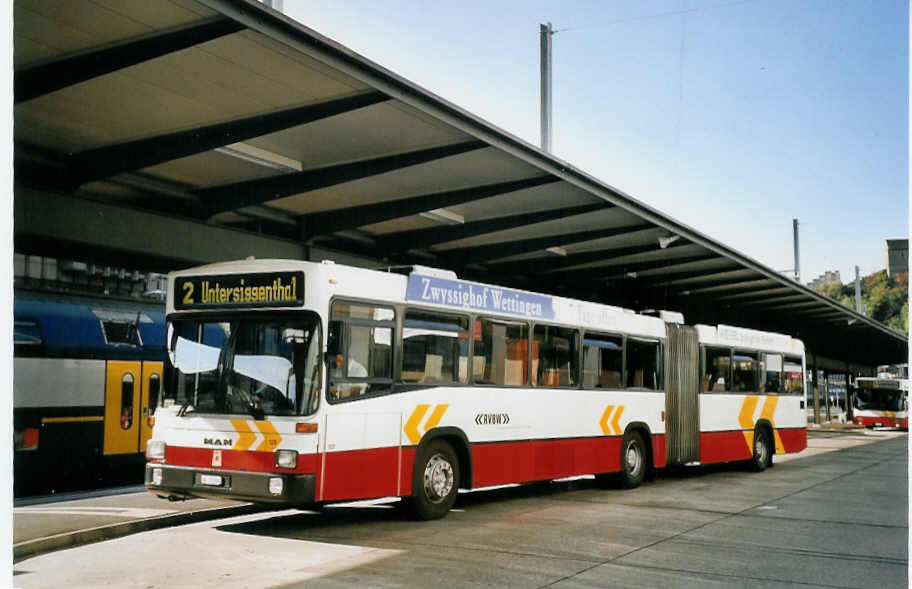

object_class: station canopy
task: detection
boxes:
[13,0,907,366]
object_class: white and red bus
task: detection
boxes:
[145,259,807,519]
[852,370,908,429]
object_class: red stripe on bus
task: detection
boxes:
[699,428,807,464]
[163,445,319,474]
[777,427,807,453]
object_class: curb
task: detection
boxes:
[14,503,266,562]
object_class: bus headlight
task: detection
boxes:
[275,449,297,469]
[146,440,166,460]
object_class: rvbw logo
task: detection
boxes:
[475,413,510,426]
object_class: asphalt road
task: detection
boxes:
[13,430,908,588]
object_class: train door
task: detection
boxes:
[104,361,141,455]
[140,362,163,452]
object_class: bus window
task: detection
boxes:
[328,302,395,401]
[474,318,528,386]
[402,310,468,384]
[732,352,759,393]
[532,325,579,387]
[582,333,622,389]
[762,353,783,393]
[783,358,804,395]
[703,347,730,392]
[626,338,659,390]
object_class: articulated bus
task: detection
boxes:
[145,259,807,519]
[852,367,908,429]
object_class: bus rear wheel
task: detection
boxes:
[619,430,646,489]
[750,427,772,472]
[410,439,459,520]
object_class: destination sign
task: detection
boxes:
[174,272,304,310]
[406,274,555,320]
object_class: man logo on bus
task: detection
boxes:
[204,438,233,447]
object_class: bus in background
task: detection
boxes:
[145,259,807,519]
[852,365,908,429]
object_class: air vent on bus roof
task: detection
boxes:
[408,265,458,280]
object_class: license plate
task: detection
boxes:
[199,474,223,487]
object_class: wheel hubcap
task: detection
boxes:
[626,442,642,475]
[755,435,768,462]
[424,454,454,503]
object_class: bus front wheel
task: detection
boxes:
[410,439,459,520]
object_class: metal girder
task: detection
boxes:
[753,300,826,311]
[200,140,487,215]
[644,269,762,290]
[738,293,810,307]
[69,91,389,186]
[378,202,604,253]
[553,252,719,286]
[713,286,794,302]
[626,265,749,290]
[488,239,686,276]
[15,16,245,103]
[302,175,559,239]
[443,222,655,266]
[678,278,780,296]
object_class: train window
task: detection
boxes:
[732,351,759,393]
[402,309,469,384]
[626,338,659,390]
[532,325,579,387]
[762,353,783,394]
[102,320,141,346]
[121,374,134,430]
[148,373,161,414]
[474,318,529,386]
[13,320,42,346]
[582,333,623,389]
[703,347,731,392]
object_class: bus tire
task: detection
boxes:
[411,439,459,520]
[750,426,772,472]
[619,430,646,489]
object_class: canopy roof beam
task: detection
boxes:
[201,140,487,215]
[69,91,390,186]
[301,175,559,240]
[379,202,606,254]
[15,16,245,103]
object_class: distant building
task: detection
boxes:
[807,270,842,291]
[885,239,908,277]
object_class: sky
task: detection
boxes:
[282,0,908,285]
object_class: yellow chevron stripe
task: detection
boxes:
[231,419,256,451]
[739,396,760,451]
[255,420,282,452]
[403,404,430,445]
[423,404,449,432]
[759,396,785,454]
[599,405,614,435]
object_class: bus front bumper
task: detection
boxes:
[145,464,315,505]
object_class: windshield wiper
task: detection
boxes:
[177,397,194,417]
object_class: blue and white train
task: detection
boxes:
[14,290,165,495]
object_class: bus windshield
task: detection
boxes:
[854,387,906,412]
[165,313,322,417]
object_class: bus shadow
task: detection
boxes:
[214,462,761,541]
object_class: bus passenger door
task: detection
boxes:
[320,412,401,502]
[140,361,163,452]
[664,324,700,465]
[104,361,142,455]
